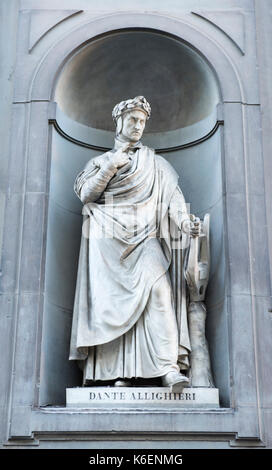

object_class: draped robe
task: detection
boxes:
[69,141,191,383]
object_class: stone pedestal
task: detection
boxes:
[66,387,219,408]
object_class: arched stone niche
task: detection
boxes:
[55,30,219,132]
[40,29,228,406]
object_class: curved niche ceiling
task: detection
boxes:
[55,30,220,133]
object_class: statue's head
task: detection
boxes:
[112,96,151,143]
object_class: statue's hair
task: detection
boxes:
[115,116,123,136]
[112,96,151,125]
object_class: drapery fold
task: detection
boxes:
[69,146,191,378]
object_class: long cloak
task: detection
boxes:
[69,145,191,378]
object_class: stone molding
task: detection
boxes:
[3,7,268,448]
[49,117,224,153]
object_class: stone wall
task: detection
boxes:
[0,0,271,449]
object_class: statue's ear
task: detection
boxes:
[116,116,123,135]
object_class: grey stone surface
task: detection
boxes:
[11,293,42,407]
[225,193,251,295]
[4,103,28,194]
[45,199,81,310]
[1,0,271,450]
[21,0,254,10]
[26,102,50,193]
[20,193,46,293]
[205,298,230,408]
[241,0,272,445]
[0,0,19,192]
[192,10,246,55]
[18,12,245,103]
[49,129,97,214]
[40,299,81,406]
[223,103,246,195]
[244,105,266,196]
[248,193,271,297]
[255,0,272,292]
[0,193,5,269]
[0,192,24,294]
[254,296,272,410]
[264,410,272,449]
[230,294,258,407]
[0,293,16,444]
[28,9,82,52]
[30,406,236,435]
[8,440,233,449]
[167,129,222,215]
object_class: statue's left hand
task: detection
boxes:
[182,216,202,238]
[190,219,201,238]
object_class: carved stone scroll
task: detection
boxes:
[185,214,214,387]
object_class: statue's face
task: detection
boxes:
[120,109,147,142]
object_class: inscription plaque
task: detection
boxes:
[66,387,219,408]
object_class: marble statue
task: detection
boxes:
[69,96,211,392]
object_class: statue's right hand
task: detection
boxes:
[109,143,131,169]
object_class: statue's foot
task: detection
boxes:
[114,379,131,387]
[162,371,189,392]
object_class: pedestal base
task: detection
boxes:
[66,387,219,408]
